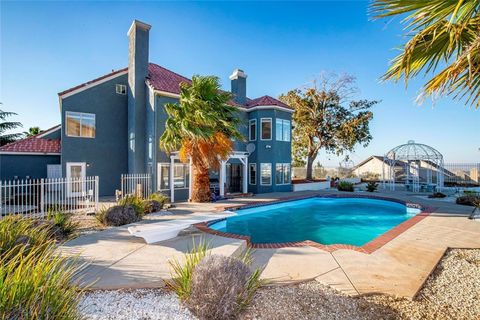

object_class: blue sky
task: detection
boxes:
[1,1,479,165]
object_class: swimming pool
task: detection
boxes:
[209,197,421,246]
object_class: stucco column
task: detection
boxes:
[242,157,248,194]
[188,158,192,200]
[170,156,174,202]
[219,161,226,197]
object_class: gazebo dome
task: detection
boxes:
[385,140,443,161]
[383,140,444,192]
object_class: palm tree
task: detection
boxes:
[160,75,243,202]
[371,0,480,108]
[0,104,23,146]
[23,127,41,137]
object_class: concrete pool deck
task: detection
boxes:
[60,189,480,298]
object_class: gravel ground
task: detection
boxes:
[242,248,480,320]
[79,249,479,320]
[79,289,195,320]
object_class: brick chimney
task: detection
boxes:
[127,20,151,173]
[229,69,247,105]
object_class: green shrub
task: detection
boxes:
[165,241,263,319]
[149,192,169,206]
[0,216,83,319]
[0,216,51,258]
[428,192,447,199]
[95,205,108,225]
[0,243,83,319]
[46,210,79,240]
[366,181,378,192]
[337,181,354,192]
[456,195,480,206]
[165,240,208,301]
[118,195,146,218]
[143,199,163,214]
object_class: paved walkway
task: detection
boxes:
[60,189,480,298]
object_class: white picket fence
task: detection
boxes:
[0,176,99,218]
[120,174,152,199]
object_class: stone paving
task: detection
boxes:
[61,189,480,298]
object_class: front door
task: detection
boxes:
[226,163,242,193]
[66,162,86,196]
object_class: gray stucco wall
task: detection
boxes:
[0,154,60,180]
[40,127,61,139]
[60,74,128,196]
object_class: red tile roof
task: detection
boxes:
[58,63,292,110]
[0,126,61,154]
[146,63,191,95]
[246,95,291,109]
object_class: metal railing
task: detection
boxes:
[120,174,152,199]
[0,176,99,218]
[443,163,480,187]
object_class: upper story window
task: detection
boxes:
[249,119,257,141]
[276,119,291,142]
[260,118,272,140]
[66,111,95,138]
[116,84,127,95]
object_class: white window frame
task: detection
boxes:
[157,163,190,190]
[260,118,272,141]
[249,163,257,185]
[116,84,127,95]
[276,163,291,185]
[65,111,96,138]
[248,119,257,141]
[276,119,291,142]
[283,163,291,184]
[157,163,170,190]
[260,163,272,186]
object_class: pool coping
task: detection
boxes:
[194,193,436,254]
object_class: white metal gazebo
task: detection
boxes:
[383,140,444,192]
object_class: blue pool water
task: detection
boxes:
[210,198,419,246]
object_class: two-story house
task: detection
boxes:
[1,20,293,201]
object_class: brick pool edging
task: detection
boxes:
[194,193,437,254]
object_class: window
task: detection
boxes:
[260,163,272,185]
[116,84,127,95]
[276,163,291,184]
[260,118,272,140]
[157,163,190,190]
[66,112,95,138]
[249,163,257,185]
[249,119,257,141]
[276,119,291,142]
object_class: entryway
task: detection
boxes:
[226,163,242,193]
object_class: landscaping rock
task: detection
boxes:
[79,289,194,320]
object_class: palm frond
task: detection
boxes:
[371,0,480,107]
